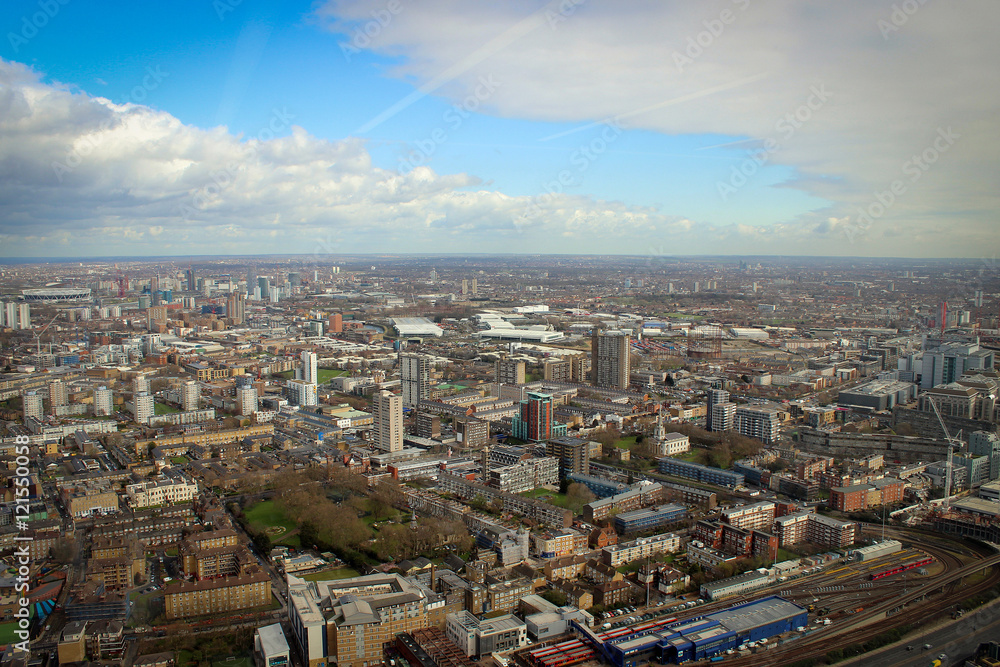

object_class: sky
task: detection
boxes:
[0,0,997,259]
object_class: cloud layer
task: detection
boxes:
[316,0,1000,257]
[1,0,998,259]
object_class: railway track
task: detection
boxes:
[710,529,1000,666]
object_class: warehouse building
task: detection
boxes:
[851,540,902,562]
[588,596,808,666]
[700,570,771,601]
[837,379,917,411]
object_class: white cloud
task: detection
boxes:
[315,0,1000,257]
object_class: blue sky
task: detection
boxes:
[0,1,997,257]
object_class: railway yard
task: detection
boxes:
[512,525,1000,667]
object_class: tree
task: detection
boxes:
[566,482,596,513]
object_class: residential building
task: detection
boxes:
[48,380,68,414]
[132,391,154,424]
[454,417,489,446]
[237,385,259,416]
[287,379,318,407]
[495,357,526,385]
[545,436,591,477]
[513,392,566,442]
[126,478,199,508]
[400,353,432,407]
[657,458,744,488]
[710,401,737,433]
[601,532,681,567]
[734,406,780,444]
[613,504,687,534]
[373,390,404,452]
[706,389,728,431]
[163,569,271,619]
[181,380,200,411]
[301,351,318,385]
[22,390,43,422]
[94,386,114,416]
[591,332,631,389]
[721,501,776,532]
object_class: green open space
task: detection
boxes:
[302,567,361,581]
[0,621,19,645]
[211,655,253,667]
[519,488,571,508]
[170,456,188,464]
[245,500,297,534]
[155,402,181,415]
[776,548,801,562]
[613,435,640,449]
[275,533,301,549]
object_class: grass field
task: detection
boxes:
[614,435,640,449]
[302,567,360,581]
[0,621,19,645]
[520,488,571,508]
[776,548,801,562]
[212,656,252,667]
[154,402,181,415]
[170,456,187,464]
[245,500,296,536]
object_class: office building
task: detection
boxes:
[258,277,270,298]
[920,339,995,389]
[734,406,780,444]
[373,390,403,452]
[237,385,259,416]
[495,357,526,385]
[22,390,43,422]
[181,381,200,411]
[446,612,527,658]
[970,431,1000,480]
[592,332,631,389]
[513,392,566,442]
[837,379,918,411]
[94,386,114,416]
[132,391,154,424]
[400,352,432,407]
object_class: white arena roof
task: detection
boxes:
[392,317,444,337]
[21,288,92,301]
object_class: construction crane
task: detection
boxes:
[928,398,963,512]
[34,312,61,356]
[115,269,128,298]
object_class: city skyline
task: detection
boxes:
[1,1,997,259]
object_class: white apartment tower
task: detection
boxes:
[94,386,114,416]
[373,390,403,452]
[399,353,431,408]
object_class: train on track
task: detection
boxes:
[870,556,934,580]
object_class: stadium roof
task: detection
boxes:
[392,317,444,337]
[21,287,92,301]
